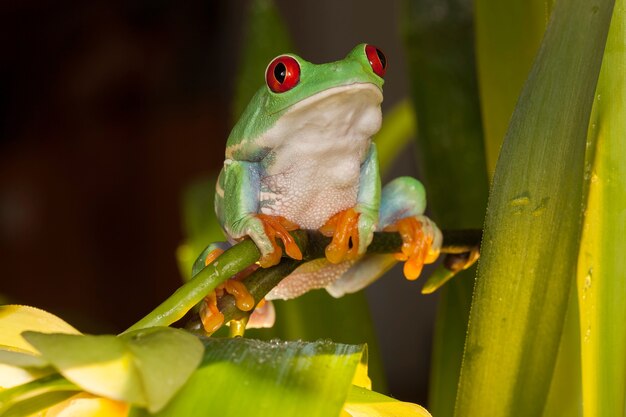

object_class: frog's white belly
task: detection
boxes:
[256,83,382,229]
[259,149,364,229]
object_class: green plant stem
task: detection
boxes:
[125,239,263,333]
[128,229,481,333]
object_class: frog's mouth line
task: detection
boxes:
[270,82,383,116]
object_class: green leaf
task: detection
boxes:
[475,0,553,175]
[576,2,626,415]
[135,338,365,417]
[22,327,204,412]
[344,385,431,417]
[248,291,388,392]
[421,264,461,295]
[401,1,489,415]
[541,286,581,417]
[454,1,615,416]
[0,350,48,369]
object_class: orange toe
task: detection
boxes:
[385,217,434,281]
[256,214,303,268]
[223,279,255,311]
[200,291,224,334]
[200,248,256,334]
[204,248,225,266]
[322,208,360,264]
[200,250,227,333]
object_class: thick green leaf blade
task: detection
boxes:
[23,327,204,412]
[140,338,364,417]
[475,1,584,412]
[401,1,489,415]
[542,286,581,417]
[577,2,626,415]
[454,0,615,416]
[250,291,387,392]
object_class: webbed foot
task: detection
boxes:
[320,208,361,264]
[255,214,303,268]
[199,248,258,334]
[384,215,442,280]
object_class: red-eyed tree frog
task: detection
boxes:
[195,44,442,332]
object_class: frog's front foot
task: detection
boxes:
[320,207,373,264]
[254,214,303,267]
[385,215,442,280]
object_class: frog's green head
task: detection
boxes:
[226,44,387,160]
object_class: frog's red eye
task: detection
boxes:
[266,55,300,93]
[365,44,386,78]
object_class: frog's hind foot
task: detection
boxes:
[255,214,303,268]
[199,249,259,334]
[384,215,442,280]
[200,290,224,334]
[320,208,361,264]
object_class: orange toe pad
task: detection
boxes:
[385,217,433,281]
[200,291,224,334]
[199,250,258,334]
[321,208,360,264]
[256,214,303,268]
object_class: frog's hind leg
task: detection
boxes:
[193,241,259,333]
[265,250,396,300]
[265,258,356,300]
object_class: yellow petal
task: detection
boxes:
[0,363,45,389]
[342,386,432,417]
[0,305,80,353]
[44,393,129,417]
[351,360,372,390]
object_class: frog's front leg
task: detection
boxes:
[322,143,381,263]
[221,159,302,267]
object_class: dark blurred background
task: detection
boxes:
[0,0,436,403]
